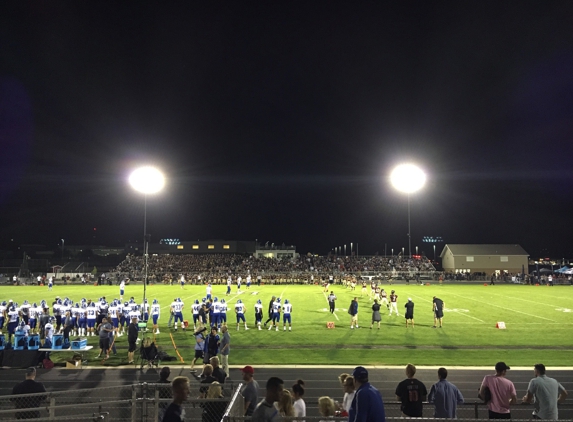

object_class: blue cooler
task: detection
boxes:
[71,338,88,350]
[52,334,64,350]
[14,335,27,350]
[27,334,40,350]
[0,334,5,350]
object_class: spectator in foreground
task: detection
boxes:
[395,363,427,417]
[276,389,295,417]
[11,367,47,419]
[336,375,355,416]
[348,366,385,422]
[523,363,568,420]
[479,362,517,419]
[240,365,259,417]
[318,396,336,421]
[210,356,226,383]
[202,382,226,422]
[292,379,306,419]
[157,367,172,422]
[162,376,190,422]
[428,367,464,418]
[219,325,230,376]
[251,376,284,422]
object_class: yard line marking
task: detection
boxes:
[322,291,339,320]
[408,293,486,323]
[447,292,558,322]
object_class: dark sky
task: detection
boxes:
[1,1,573,258]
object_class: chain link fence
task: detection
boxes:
[1,381,571,421]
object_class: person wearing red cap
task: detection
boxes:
[240,365,259,416]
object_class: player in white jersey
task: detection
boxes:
[128,307,140,327]
[151,299,160,334]
[219,299,227,327]
[235,299,248,330]
[212,298,221,329]
[28,303,38,333]
[44,317,55,346]
[0,301,7,333]
[226,277,232,295]
[246,275,251,289]
[237,276,242,291]
[108,301,119,336]
[192,300,201,330]
[119,280,125,301]
[282,299,293,331]
[380,289,389,309]
[171,298,184,331]
[48,277,53,290]
[269,298,281,331]
[120,302,130,335]
[206,284,212,300]
[254,299,263,330]
[180,274,185,289]
[141,299,150,322]
[86,303,97,336]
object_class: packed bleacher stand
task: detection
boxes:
[110,254,436,284]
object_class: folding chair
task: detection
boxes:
[140,338,160,369]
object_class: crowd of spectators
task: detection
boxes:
[111,253,436,284]
[8,361,568,421]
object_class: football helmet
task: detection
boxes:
[257,299,262,304]
[284,299,289,304]
[391,290,395,294]
[237,299,242,304]
[153,299,158,304]
[214,297,218,302]
[194,299,199,304]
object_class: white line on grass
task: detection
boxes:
[408,293,486,323]
[485,290,573,311]
[322,291,339,321]
[447,292,558,322]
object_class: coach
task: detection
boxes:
[263,296,276,327]
[127,316,138,364]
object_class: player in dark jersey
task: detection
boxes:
[432,296,444,328]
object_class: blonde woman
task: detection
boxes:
[318,396,336,421]
[202,381,226,422]
[335,375,355,416]
[276,389,295,417]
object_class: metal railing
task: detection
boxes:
[2,383,571,421]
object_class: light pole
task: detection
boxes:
[390,163,426,258]
[61,239,64,261]
[129,166,165,307]
[344,244,347,256]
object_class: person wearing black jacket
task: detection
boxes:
[11,367,47,419]
[263,296,276,327]
[127,317,138,364]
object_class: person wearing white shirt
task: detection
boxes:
[292,380,306,421]
[119,281,125,301]
[171,299,184,331]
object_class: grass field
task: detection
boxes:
[2,282,573,366]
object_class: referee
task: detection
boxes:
[263,295,276,327]
[328,291,337,313]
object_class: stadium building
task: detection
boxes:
[440,244,529,275]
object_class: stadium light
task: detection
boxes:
[390,163,426,258]
[129,166,165,310]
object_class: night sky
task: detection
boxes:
[1,2,572,258]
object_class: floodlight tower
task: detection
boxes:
[390,163,426,258]
[129,166,165,307]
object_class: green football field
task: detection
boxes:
[2,282,572,366]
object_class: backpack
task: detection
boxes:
[478,386,492,404]
[43,358,54,369]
